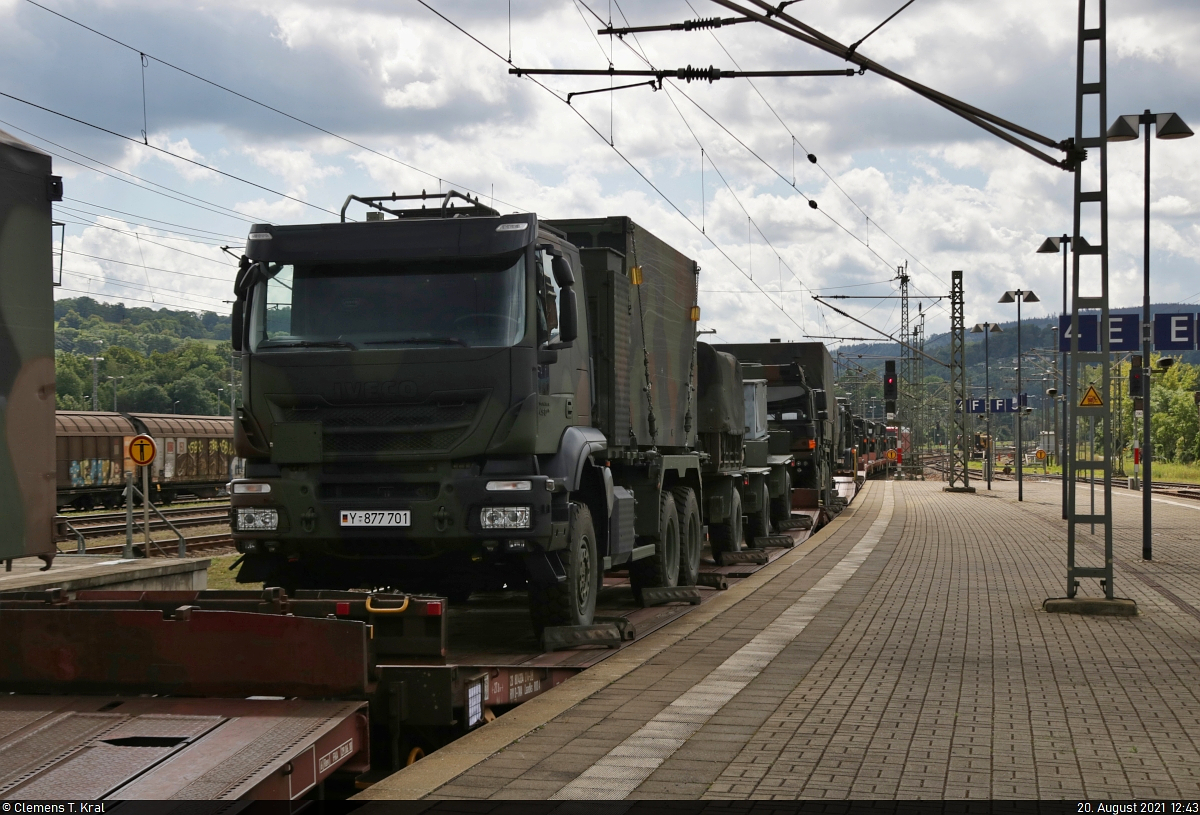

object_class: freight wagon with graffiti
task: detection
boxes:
[55,411,240,510]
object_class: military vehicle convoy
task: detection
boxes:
[713,342,841,511]
[227,192,841,632]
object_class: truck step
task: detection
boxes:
[542,617,635,651]
[777,516,813,531]
[637,585,703,608]
[752,535,795,549]
[718,550,770,566]
[696,573,729,590]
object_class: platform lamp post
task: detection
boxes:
[217,388,225,417]
[172,400,180,415]
[999,289,1038,501]
[106,376,123,412]
[1107,110,1193,561]
[1038,239,1070,517]
[971,323,1003,490]
[88,339,104,411]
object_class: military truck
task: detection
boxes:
[738,367,797,537]
[228,193,704,633]
[714,342,839,512]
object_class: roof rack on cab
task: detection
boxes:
[340,189,500,222]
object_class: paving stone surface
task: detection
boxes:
[421,477,1200,800]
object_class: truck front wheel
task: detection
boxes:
[770,468,792,526]
[746,481,770,542]
[709,487,743,563]
[673,487,701,586]
[529,503,597,635]
[630,492,680,602]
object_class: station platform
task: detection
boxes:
[358,476,1200,801]
[0,554,209,594]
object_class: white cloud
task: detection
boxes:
[4,0,1191,334]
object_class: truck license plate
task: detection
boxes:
[340,510,410,527]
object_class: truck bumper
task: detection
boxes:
[230,472,562,560]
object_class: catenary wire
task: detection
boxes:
[0,89,344,219]
[62,198,246,241]
[680,0,941,285]
[20,0,530,215]
[55,207,236,247]
[417,0,815,339]
[0,118,263,223]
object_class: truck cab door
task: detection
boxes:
[535,243,590,452]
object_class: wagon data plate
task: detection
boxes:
[340,510,410,527]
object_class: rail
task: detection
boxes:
[54,517,87,554]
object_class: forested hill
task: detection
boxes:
[53,297,236,415]
[54,297,230,355]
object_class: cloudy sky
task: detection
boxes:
[2,0,1197,346]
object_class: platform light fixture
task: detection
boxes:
[998,290,1038,501]
[970,322,1003,490]
[1107,109,1193,562]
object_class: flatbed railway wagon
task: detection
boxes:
[0,496,834,800]
[56,411,239,510]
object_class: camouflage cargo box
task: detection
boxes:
[549,217,698,452]
[0,128,58,560]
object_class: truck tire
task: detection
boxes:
[529,503,597,635]
[746,481,770,541]
[630,492,680,600]
[709,487,742,562]
[770,468,792,526]
[673,486,701,587]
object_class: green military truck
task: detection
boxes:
[691,346,797,563]
[228,194,705,632]
[714,342,839,513]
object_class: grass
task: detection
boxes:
[206,552,257,590]
[960,456,1200,484]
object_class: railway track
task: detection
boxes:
[923,456,1200,500]
[54,503,234,557]
[79,532,234,557]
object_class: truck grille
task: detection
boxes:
[281,399,483,458]
[284,403,477,428]
[324,429,465,456]
[319,482,439,501]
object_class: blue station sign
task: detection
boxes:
[1059,313,1200,352]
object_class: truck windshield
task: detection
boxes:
[766,385,809,422]
[252,255,526,351]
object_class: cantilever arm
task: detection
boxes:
[710,0,1075,170]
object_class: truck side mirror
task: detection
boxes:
[552,255,575,287]
[231,300,244,352]
[558,287,579,344]
[812,389,828,412]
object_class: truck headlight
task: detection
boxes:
[237,507,279,531]
[480,506,530,529]
[233,482,272,494]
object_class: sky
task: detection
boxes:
[2,0,1197,348]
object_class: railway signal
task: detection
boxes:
[1129,355,1143,397]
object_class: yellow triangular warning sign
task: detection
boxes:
[1080,385,1104,407]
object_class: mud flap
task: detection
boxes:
[525,550,567,585]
